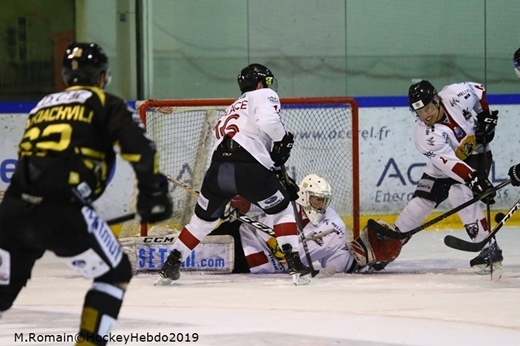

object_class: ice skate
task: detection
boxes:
[282,244,311,285]
[470,241,503,276]
[155,249,182,286]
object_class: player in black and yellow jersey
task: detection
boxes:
[0,42,172,345]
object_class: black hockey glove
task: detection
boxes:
[137,173,173,223]
[278,171,300,201]
[270,132,294,167]
[508,164,520,187]
[475,110,498,144]
[465,171,496,204]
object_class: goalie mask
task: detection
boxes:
[237,63,278,93]
[296,174,332,226]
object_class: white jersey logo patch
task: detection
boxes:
[197,193,209,210]
[257,190,284,209]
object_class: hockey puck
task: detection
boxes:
[495,212,506,223]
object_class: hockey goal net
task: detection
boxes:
[120,97,360,239]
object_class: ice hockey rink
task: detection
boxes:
[1,227,519,346]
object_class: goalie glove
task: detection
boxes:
[137,173,173,223]
[465,171,496,204]
[270,132,294,167]
[475,110,498,144]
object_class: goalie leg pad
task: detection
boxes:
[347,221,403,268]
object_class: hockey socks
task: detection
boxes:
[77,282,127,346]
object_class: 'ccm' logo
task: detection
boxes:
[143,237,176,243]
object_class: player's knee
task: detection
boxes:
[195,202,225,222]
[185,213,221,239]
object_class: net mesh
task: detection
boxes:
[120,98,359,239]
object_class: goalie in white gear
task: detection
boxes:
[369,80,502,273]
[229,174,401,274]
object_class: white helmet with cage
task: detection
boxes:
[296,174,332,225]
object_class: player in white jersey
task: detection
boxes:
[507,49,520,193]
[229,174,402,274]
[158,64,311,285]
[370,80,502,273]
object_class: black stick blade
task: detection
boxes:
[443,235,485,252]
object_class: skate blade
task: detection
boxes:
[473,261,503,276]
[491,265,503,281]
[291,273,311,286]
[315,265,336,279]
[490,261,503,281]
[154,276,174,286]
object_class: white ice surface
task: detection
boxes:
[1,228,520,346]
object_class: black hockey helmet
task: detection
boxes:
[514,47,520,64]
[514,47,520,77]
[237,63,277,93]
[62,42,111,88]
[408,80,437,111]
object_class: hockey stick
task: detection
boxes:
[280,165,319,278]
[71,187,138,226]
[165,175,276,237]
[372,179,511,240]
[481,132,494,277]
[107,213,136,225]
[444,197,520,252]
[166,175,338,244]
[304,228,336,242]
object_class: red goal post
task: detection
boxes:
[121,97,360,239]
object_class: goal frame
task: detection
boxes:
[137,97,360,238]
